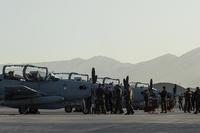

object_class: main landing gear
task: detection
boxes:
[18,106,40,114]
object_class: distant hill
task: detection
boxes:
[153,83,185,95]
[1,48,200,87]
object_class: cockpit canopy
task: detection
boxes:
[53,72,89,82]
[69,72,89,82]
[3,65,48,82]
[23,65,48,82]
[53,73,70,80]
[97,77,120,86]
[130,82,150,90]
[3,65,25,80]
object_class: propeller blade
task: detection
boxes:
[150,79,153,90]
[91,68,97,84]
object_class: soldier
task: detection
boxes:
[108,87,114,114]
[178,95,184,111]
[105,87,110,112]
[160,86,167,113]
[184,88,192,113]
[124,85,134,115]
[191,91,195,111]
[90,89,96,114]
[113,85,123,114]
[104,86,113,113]
[143,89,150,112]
[194,87,200,114]
[95,84,106,114]
[8,71,16,80]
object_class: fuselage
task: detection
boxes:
[0,77,94,109]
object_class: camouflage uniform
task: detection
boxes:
[194,87,200,114]
[143,90,150,112]
[105,87,113,113]
[95,85,106,114]
[124,86,134,115]
[184,88,192,113]
[160,87,167,113]
[113,85,123,114]
[191,91,195,111]
[105,87,110,112]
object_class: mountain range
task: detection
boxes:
[2,47,200,87]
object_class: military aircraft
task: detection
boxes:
[0,65,97,114]
[53,72,94,113]
[129,81,160,109]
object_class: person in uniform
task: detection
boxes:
[124,84,134,115]
[191,91,195,111]
[184,88,192,113]
[113,85,123,114]
[104,86,113,114]
[143,89,150,112]
[108,87,114,114]
[160,86,167,113]
[105,87,110,112]
[95,84,106,114]
[8,71,16,80]
[194,87,200,114]
[90,89,96,114]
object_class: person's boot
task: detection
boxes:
[131,111,135,115]
[120,110,124,114]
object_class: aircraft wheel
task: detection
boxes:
[29,107,40,114]
[82,108,89,114]
[18,106,29,114]
[65,105,72,113]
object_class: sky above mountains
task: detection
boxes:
[0,0,200,64]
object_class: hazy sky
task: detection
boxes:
[0,0,200,64]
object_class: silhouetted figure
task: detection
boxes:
[143,89,150,112]
[105,86,114,113]
[194,87,200,114]
[8,71,17,80]
[95,84,106,114]
[184,88,192,113]
[191,91,195,111]
[113,85,123,114]
[160,86,167,113]
[123,76,134,115]
[105,87,110,112]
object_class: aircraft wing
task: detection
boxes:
[5,85,41,100]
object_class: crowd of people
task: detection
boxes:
[178,87,200,114]
[85,84,200,115]
[88,84,134,115]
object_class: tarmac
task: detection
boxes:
[0,107,199,133]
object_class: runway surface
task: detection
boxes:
[0,107,199,133]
